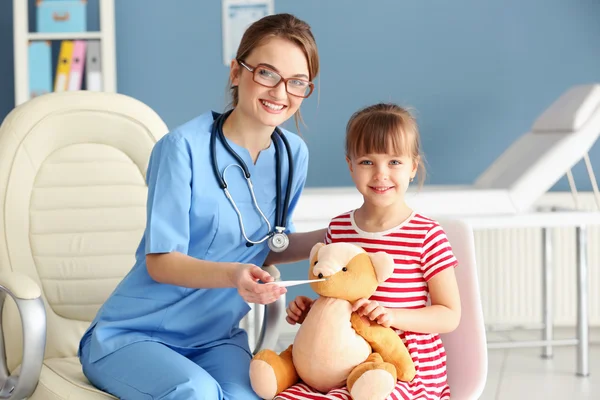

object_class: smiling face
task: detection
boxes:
[347,151,417,209]
[344,104,424,208]
[230,36,310,128]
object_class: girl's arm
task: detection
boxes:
[263,228,327,265]
[387,223,461,334]
[388,267,461,334]
[353,267,461,334]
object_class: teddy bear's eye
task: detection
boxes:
[313,261,318,266]
[342,267,348,272]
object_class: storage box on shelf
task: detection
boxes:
[36,0,87,33]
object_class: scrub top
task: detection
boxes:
[79,110,309,364]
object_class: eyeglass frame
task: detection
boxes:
[237,60,315,99]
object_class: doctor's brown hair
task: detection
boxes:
[345,103,427,188]
[228,13,319,130]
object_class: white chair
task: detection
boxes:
[439,218,488,400]
[0,91,284,400]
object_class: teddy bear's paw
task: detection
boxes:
[350,312,373,335]
[250,358,278,400]
[348,369,395,400]
[250,346,299,399]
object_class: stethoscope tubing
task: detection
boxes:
[210,109,294,246]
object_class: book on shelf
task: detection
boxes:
[28,38,103,100]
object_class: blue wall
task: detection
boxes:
[0,1,15,122]
[1,0,600,299]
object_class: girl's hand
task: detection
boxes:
[232,264,286,304]
[286,296,314,325]
[352,298,392,328]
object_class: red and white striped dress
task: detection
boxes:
[276,210,458,400]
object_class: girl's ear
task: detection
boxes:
[230,59,241,87]
[411,156,420,178]
[346,156,353,172]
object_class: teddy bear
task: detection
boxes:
[249,241,416,400]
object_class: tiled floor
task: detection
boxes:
[276,327,600,399]
[480,328,600,400]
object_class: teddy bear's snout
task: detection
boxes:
[312,263,339,278]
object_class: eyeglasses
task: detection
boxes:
[238,60,314,98]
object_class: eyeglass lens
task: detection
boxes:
[253,66,311,97]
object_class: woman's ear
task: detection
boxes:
[230,59,241,87]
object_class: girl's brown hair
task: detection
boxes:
[345,103,427,187]
[228,13,319,131]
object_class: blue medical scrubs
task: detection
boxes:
[78,111,309,399]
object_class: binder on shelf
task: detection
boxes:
[28,41,53,98]
[67,40,86,90]
[54,40,74,92]
[86,40,102,91]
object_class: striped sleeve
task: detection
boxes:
[325,223,333,244]
[420,224,458,281]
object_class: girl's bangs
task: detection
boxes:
[348,113,415,158]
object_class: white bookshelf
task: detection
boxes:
[12,0,117,106]
[28,32,104,41]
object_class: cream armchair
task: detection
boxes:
[0,91,285,400]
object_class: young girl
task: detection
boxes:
[284,103,461,400]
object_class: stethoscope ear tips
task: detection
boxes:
[246,242,254,248]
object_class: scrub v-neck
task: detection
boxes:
[223,135,275,173]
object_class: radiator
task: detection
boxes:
[480,192,600,327]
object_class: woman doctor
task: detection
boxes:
[78,13,324,400]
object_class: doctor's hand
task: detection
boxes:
[232,264,287,305]
[286,296,313,325]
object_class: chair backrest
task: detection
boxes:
[0,91,168,373]
[438,218,488,400]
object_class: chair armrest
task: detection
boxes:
[0,272,46,400]
[253,296,285,355]
[0,272,41,301]
[252,265,285,355]
[261,265,281,281]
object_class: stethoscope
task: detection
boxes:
[210,110,293,252]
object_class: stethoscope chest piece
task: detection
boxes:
[268,229,289,252]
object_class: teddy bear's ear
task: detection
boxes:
[309,242,326,262]
[368,251,395,283]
